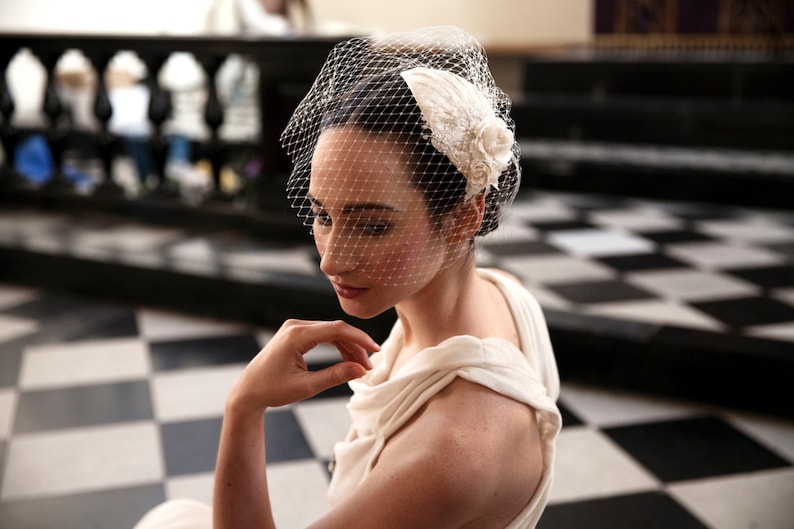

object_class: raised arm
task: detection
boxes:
[214,321,543,529]
[213,319,377,529]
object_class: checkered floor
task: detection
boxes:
[0,284,793,529]
[0,190,793,528]
[2,190,793,342]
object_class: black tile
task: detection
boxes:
[0,344,24,388]
[149,334,260,371]
[0,439,5,483]
[76,313,140,341]
[303,360,355,398]
[691,296,794,327]
[636,229,714,245]
[1,294,93,321]
[557,401,584,428]
[161,417,223,476]
[546,280,656,304]
[480,240,562,257]
[765,241,794,261]
[603,416,790,483]
[725,265,794,289]
[265,408,314,462]
[596,253,689,272]
[2,297,138,345]
[530,220,595,232]
[537,492,709,529]
[556,193,635,211]
[14,381,153,433]
[0,483,165,529]
[651,201,741,221]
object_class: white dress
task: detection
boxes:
[132,269,561,529]
[327,268,562,529]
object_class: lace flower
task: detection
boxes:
[401,67,514,199]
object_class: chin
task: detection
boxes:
[337,298,393,320]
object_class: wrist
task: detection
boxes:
[225,385,268,421]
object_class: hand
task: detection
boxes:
[228,319,379,412]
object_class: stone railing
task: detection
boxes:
[0,32,341,226]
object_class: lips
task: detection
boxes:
[331,281,368,299]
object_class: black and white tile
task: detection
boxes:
[0,284,793,529]
[1,190,793,528]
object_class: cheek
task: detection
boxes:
[368,237,438,284]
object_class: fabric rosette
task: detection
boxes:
[401,67,515,199]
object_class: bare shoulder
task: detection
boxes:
[386,378,543,524]
[312,378,544,529]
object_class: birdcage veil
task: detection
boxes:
[281,26,521,287]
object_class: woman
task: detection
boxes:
[134,26,560,529]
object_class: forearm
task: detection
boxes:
[213,400,275,529]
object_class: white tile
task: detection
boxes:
[482,220,540,242]
[304,343,352,365]
[0,285,37,310]
[0,314,38,343]
[165,472,215,505]
[626,269,759,302]
[0,389,17,440]
[774,288,794,306]
[559,383,702,428]
[727,413,794,463]
[0,211,67,237]
[19,338,150,390]
[669,468,794,529]
[70,244,115,261]
[136,309,248,341]
[267,460,331,529]
[170,259,222,276]
[697,218,794,244]
[589,207,684,232]
[152,365,244,422]
[221,248,318,276]
[23,234,68,254]
[523,282,573,311]
[549,427,659,503]
[119,251,168,268]
[254,329,276,348]
[168,238,216,262]
[73,224,183,253]
[502,255,615,284]
[744,322,794,342]
[667,242,785,270]
[549,229,656,258]
[1,422,163,500]
[582,300,725,332]
[293,397,352,460]
[508,198,575,223]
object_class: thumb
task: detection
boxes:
[309,362,368,395]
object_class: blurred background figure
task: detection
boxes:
[207,0,313,36]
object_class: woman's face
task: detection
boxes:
[309,127,449,319]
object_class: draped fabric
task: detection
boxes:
[327,268,562,529]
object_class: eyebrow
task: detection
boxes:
[308,195,400,213]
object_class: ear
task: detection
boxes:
[445,194,486,244]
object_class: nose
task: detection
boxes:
[316,231,358,277]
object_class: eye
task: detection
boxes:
[356,219,391,236]
[310,207,331,227]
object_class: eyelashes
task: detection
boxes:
[309,208,392,236]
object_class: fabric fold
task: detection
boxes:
[327,269,561,529]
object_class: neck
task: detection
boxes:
[394,255,480,354]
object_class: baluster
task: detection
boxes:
[0,48,21,187]
[36,49,72,192]
[139,52,173,196]
[86,49,124,196]
[197,54,226,200]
